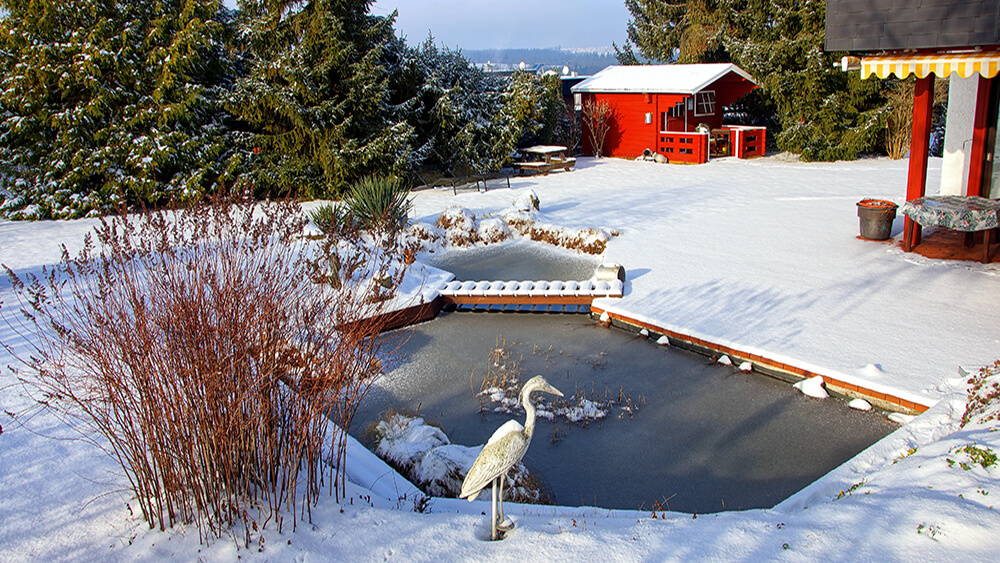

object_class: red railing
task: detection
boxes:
[656,132,709,164]
[722,126,767,159]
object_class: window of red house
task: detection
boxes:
[694,91,716,116]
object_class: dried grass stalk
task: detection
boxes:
[2,194,402,546]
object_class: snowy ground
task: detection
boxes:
[2,155,999,561]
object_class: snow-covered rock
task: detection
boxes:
[370,413,544,502]
[738,361,752,372]
[413,444,481,498]
[888,412,915,424]
[858,363,884,378]
[372,413,449,471]
[848,398,873,411]
[717,355,733,366]
[793,375,829,399]
[512,189,540,211]
[656,335,670,346]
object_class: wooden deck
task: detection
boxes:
[890,227,999,263]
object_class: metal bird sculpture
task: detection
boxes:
[460,375,563,540]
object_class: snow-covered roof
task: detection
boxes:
[571,64,756,95]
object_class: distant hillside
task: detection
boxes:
[462,48,616,76]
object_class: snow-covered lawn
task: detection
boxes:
[2,155,999,561]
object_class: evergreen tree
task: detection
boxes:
[0,0,237,219]
[622,0,687,63]
[518,72,578,151]
[384,35,506,173]
[383,36,549,176]
[622,0,887,161]
[231,0,412,199]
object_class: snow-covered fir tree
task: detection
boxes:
[383,36,569,177]
[619,0,694,63]
[384,35,507,173]
[0,0,238,219]
[230,0,413,199]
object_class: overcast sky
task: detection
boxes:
[219,1,629,51]
[372,0,630,50]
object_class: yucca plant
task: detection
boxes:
[346,175,412,232]
[309,202,356,236]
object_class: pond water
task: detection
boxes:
[422,240,600,281]
[354,311,896,513]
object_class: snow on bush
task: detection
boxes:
[962,360,1000,427]
[366,411,545,502]
[550,398,608,423]
[330,235,407,303]
[419,203,613,255]
[476,217,512,244]
[528,223,610,255]
[403,221,445,253]
[435,206,479,247]
[2,198,397,543]
[502,208,536,236]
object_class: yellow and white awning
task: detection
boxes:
[861,51,1000,80]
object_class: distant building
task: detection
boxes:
[572,64,765,163]
[560,74,588,112]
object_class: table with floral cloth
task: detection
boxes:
[900,195,1000,263]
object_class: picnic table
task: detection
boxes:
[513,145,576,176]
[901,195,1000,263]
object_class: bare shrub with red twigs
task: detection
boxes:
[2,195,404,547]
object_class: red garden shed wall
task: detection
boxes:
[581,89,740,160]
[581,92,688,158]
[576,65,759,163]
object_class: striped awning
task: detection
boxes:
[861,51,1000,80]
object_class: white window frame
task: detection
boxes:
[694,91,716,116]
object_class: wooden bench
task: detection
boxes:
[416,164,509,195]
[513,157,576,176]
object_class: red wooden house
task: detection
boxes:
[572,64,765,164]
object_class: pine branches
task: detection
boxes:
[0,0,238,219]
[230,0,411,199]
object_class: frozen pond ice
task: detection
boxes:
[355,311,896,513]
[422,240,600,281]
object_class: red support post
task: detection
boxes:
[966,76,992,198]
[904,75,935,250]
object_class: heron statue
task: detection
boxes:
[460,375,563,540]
